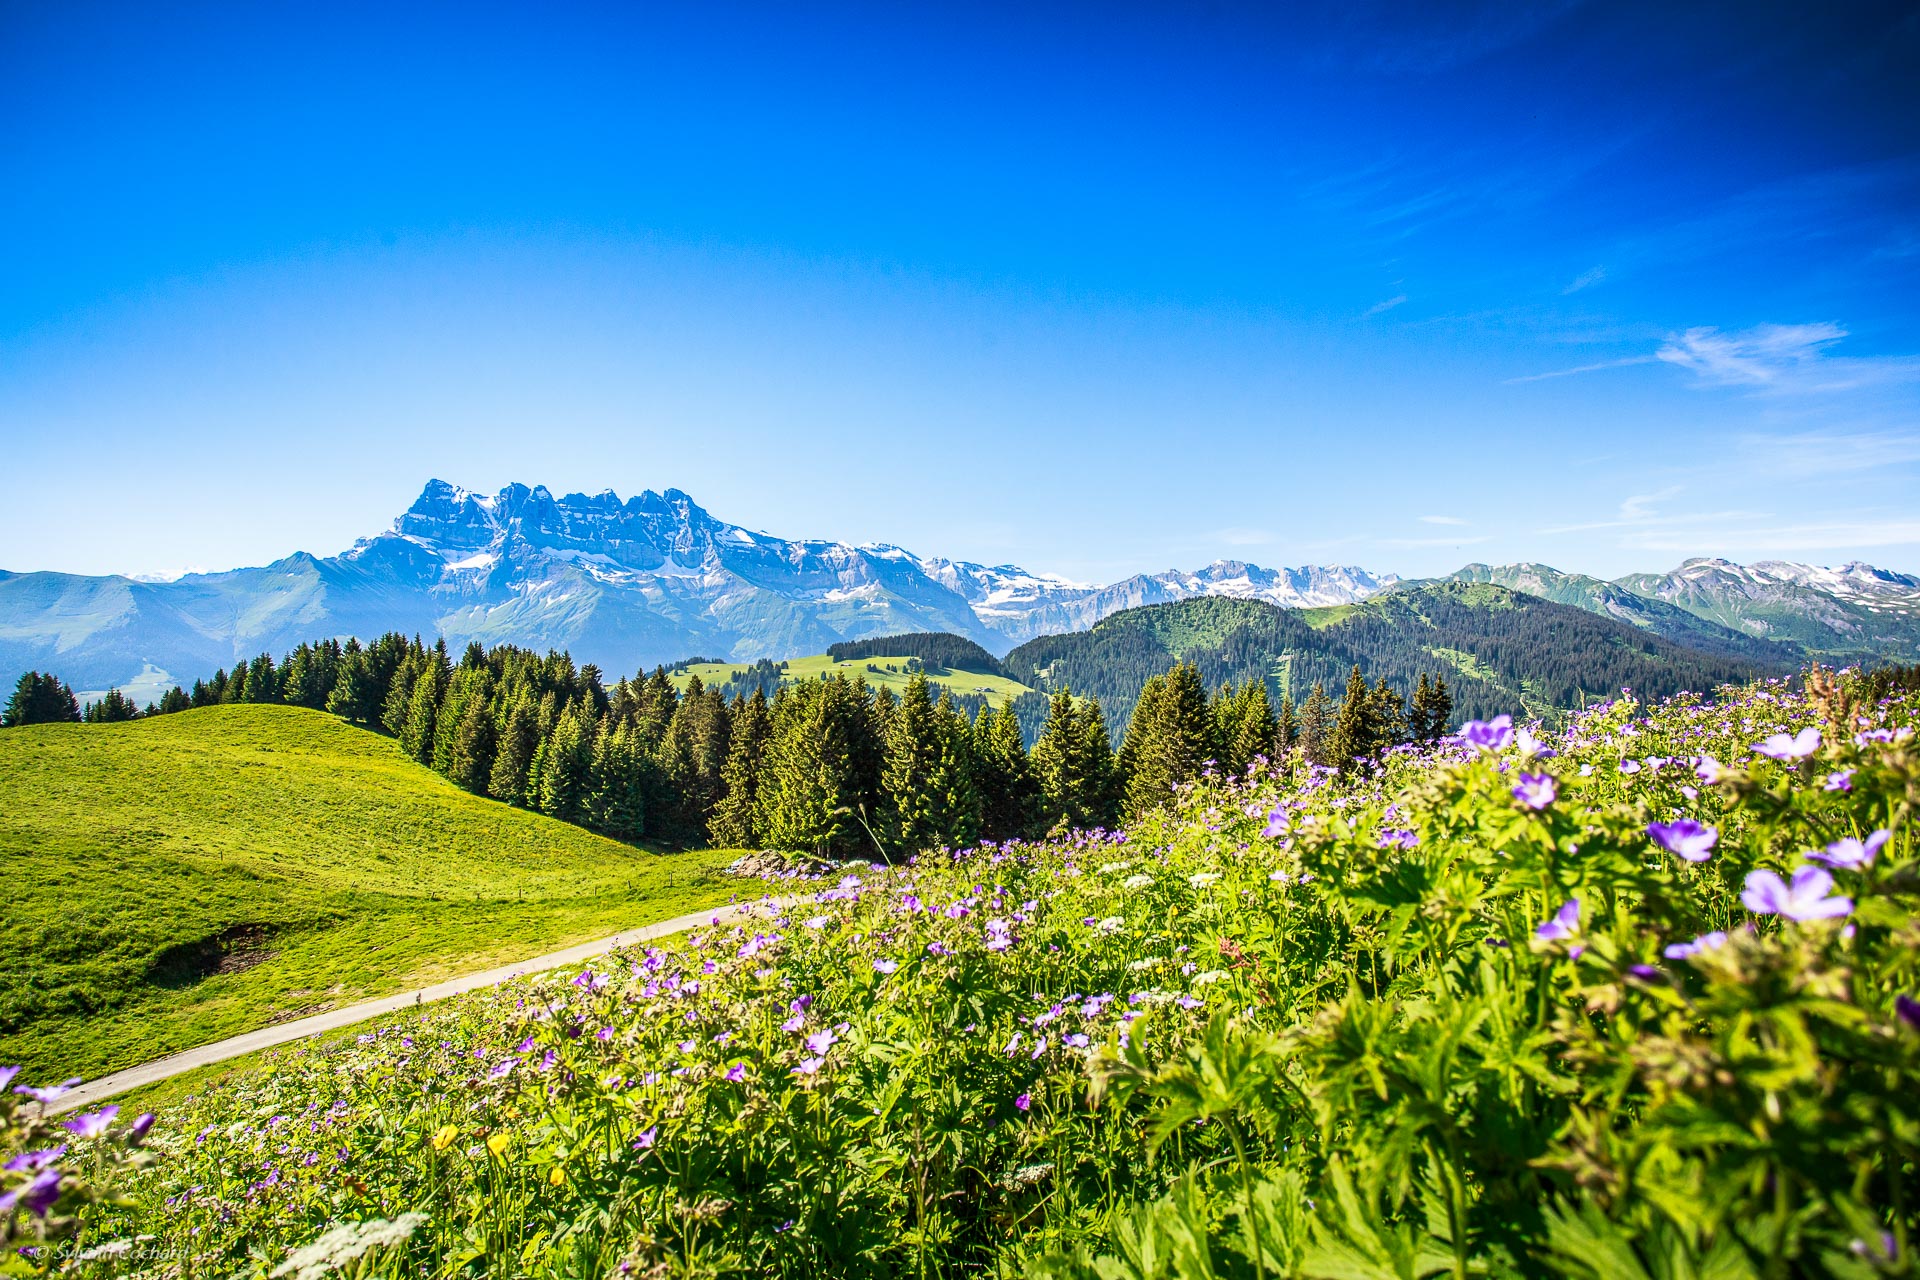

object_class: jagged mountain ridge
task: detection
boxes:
[0,481,1401,702]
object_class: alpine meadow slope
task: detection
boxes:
[0,705,745,1083]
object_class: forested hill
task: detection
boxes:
[824,632,1007,676]
[1003,582,1786,730]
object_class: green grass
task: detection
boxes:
[0,705,750,1082]
[670,652,1035,702]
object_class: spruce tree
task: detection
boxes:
[536,702,595,824]
[882,674,944,853]
[974,699,1039,842]
[3,672,81,726]
[710,688,770,848]
[1031,688,1118,833]
[82,687,140,723]
[757,683,849,858]
[1274,693,1299,758]
[448,684,498,793]
[489,695,540,805]
[1119,663,1211,818]
[1299,682,1335,766]
[1329,665,1373,771]
[1409,673,1454,741]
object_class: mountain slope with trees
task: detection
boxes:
[1005,582,1780,732]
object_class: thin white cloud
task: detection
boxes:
[1563,265,1607,294]
[1736,428,1920,476]
[1418,515,1468,526]
[1363,294,1408,317]
[1504,354,1658,384]
[1656,323,1920,393]
[1539,487,1763,536]
[1620,519,1920,554]
[1377,534,1494,548]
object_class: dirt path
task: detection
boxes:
[47,897,787,1115]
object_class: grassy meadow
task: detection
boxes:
[0,705,747,1082]
[668,651,1035,702]
[19,669,1917,1278]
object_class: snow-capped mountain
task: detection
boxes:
[8,481,1912,706]
[0,481,1400,702]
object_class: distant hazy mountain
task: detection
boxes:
[0,481,1399,702]
[1443,559,1920,665]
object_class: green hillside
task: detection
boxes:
[0,705,745,1081]
[1005,582,1775,731]
[669,650,1034,702]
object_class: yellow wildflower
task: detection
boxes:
[487,1132,511,1157]
[431,1125,458,1152]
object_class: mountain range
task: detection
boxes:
[2,479,1915,704]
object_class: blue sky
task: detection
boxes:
[3,1,1917,583]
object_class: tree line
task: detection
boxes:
[5,642,1454,859]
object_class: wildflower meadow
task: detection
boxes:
[6,667,1918,1278]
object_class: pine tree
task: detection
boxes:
[4,672,81,726]
[1212,680,1277,777]
[535,701,595,824]
[1119,663,1212,818]
[1409,673,1454,742]
[1299,682,1335,766]
[929,689,981,851]
[757,683,849,858]
[448,683,498,793]
[1329,665,1374,771]
[974,699,1039,842]
[400,660,443,765]
[488,694,540,805]
[882,674,945,853]
[1031,688,1118,833]
[82,687,141,723]
[1274,693,1299,758]
[710,689,770,848]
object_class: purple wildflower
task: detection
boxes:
[1064,1033,1090,1049]
[723,1063,748,1083]
[1014,1093,1032,1112]
[1648,819,1718,863]
[1754,728,1820,760]
[1823,769,1854,793]
[1535,898,1581,942]
[0,1169,63,1218]
[1261,808,1291,838]
[1742,867,1853,921]
[791,1057,824,1076]
[781,1014,805,1033]
[1460,715,1513,752]
[1895,995,1920,1031]
[1807,830,1890,869]
[1663,930,1728,960]
[3,1146,65,1173]
[0,1067,17,1092]
[804,1029,837,1056]
[61,1106,119,1140]
[1626,964,1660,981]
[13,1078,82,1105]
[634,1126,658,1149]
[1512,772,1557,810]
[873,958,898,974]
